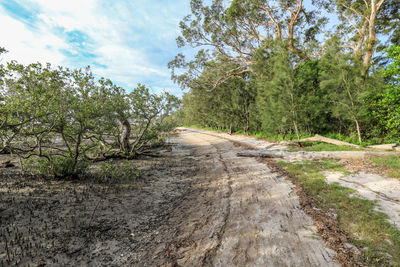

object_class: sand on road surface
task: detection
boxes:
[147,128,339,266]
[0,127,342,266]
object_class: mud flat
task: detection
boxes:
[0,135,197,266]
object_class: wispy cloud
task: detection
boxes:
[0,0,191,95]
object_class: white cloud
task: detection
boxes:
[0,0,191,95]
[0,6,66,65]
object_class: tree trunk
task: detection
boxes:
[120,120,131,153]
[293,121,300,141]
[363,16,376,71]
[354,19,368,60]
[355,118,362,144]
[363,0,385,72]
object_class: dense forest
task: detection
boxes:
[169,0,400,145]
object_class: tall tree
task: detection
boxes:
[169,0,323,88]
[254,43,302,139]
[326,0,399,71]
[319,42,368,143]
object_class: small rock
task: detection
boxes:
[343,242,360,253]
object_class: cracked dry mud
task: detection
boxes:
[1,128,339,266]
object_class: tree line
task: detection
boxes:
[170,0,400,144]
[0,49,179,178]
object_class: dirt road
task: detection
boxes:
[144,128,339,266]
[0,127,340,266]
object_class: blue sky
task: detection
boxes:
[0,0,192,95]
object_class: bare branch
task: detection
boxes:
[341,3,369,21]
[259,5,282,39]
[341,14,363,35]
[212,68,251,89]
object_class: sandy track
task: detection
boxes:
[0,127,340,266]
[325,171,400,229]
[153,128,339,266]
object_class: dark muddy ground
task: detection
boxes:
[0,136,197,266]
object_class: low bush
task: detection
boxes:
[0,61,179,179]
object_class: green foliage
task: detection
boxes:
[98,161,141,182]
[23,156,89,178]
[365,45,400,141]
[253,42,331,139]
[382,45,400,81]
[181,42,398,144]
[289,142,363,152]
[169,0,320,90]
[175,0,400,145]
[126,85,180,155]
[371,155,400,179]
[0,60,178,178]
[255,43,299,137]
[181,59,254,133]
[319,41,369,143]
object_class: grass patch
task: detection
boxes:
[279,160,400,266]
[182,125,230,133]
[315,159,354,176]
[370,155,400,179]
[251,132,313,142]
[183,125,314,142]
[303,142,363,152]
[287,142,364,152]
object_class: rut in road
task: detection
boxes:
[148,129,339,266]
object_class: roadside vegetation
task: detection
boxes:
[278,160,400,266]
[171,0,400,147]
[287,142,364,152]
[370,155,400,179]
[171,6,400,261]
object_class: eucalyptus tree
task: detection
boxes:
[181,58,255,132]
[169,0,324,88]
[322,0,400,71]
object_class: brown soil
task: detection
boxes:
[1,128,351,266]
[0,137,197,266]
[339,158,395,177]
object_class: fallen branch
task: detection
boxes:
[237,150,400,160]
[366,144,398,151]
[281,134,362,149]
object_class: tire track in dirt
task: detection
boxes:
[202,152,233,266]
[163,128,339,266]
